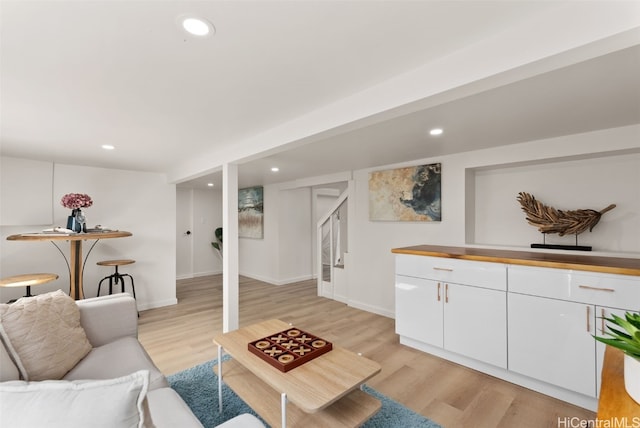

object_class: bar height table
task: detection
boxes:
[6,231,132,300]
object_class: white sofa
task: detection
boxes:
[0,291,263,428]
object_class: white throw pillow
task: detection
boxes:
[0,289,92,380]
[0,370,153,428]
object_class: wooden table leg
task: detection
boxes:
[69,240,84,300]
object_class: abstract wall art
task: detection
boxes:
[238,186,264,238]
[369,163,441,221]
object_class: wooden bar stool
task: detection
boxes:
[0,273,59,303]
[97,259,136,299]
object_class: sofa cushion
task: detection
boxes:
[146,388,204,428]
[0,290,92,381]
[0,342,19,381]
[0,370,151,428]
[64,336,169,390]
[216,414,265,428]
[77,293,138,347]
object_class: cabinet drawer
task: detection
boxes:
[570,272,640,309]
[508,265,640,309]
[395,255,506,291]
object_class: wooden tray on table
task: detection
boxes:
[248,327,332,372]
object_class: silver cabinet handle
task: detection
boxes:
[579,285,615,292]
[445,283,449,303]
[437,282,441,302]
[601,308,606,334]
[433,267,453,272]
[586,306,591,332]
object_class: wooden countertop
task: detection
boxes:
[7,230,132,241]
[598,347,640,419]
[391,245,640,276]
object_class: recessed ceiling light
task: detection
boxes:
[207,183,214,187]
[271,167,280,172]
[178,15,215,37]
[429,128,444,136]
[101,144,115,150]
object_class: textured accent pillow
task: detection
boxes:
[0,342,19,381]
[0,370,152,428]
[0,289,92,380]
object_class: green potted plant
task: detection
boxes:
[211,227,223,257]
[594,312,640,404]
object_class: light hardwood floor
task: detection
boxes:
[138,275,596,427]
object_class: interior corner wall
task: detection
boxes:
[193,188,223,276]
[239,185,277,283]
[473,152,640,252]
[239,185,313,285]
[348,125,640,318]
[277,187,313,284]
[0,161,177,309]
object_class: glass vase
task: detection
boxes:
[66,208,85,233]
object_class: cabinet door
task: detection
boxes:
[595,306,628,397]
[395,275,443,347]
[444,283,507,368]
[508,293,596,397]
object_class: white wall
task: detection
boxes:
[473,152,640,252]
[193,188,222,276]
[239,185,313,285]
[239,185,276,282]
[348,125,640,317]
[0,161,176,309]
[176,188,193,278]
[176,187,222,279]
[191,125,639,318]
[277,187,313,283]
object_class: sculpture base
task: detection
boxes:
[531,243,592,252]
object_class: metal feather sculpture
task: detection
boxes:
[517,192,616,237]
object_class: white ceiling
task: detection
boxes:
[1,1,639,190]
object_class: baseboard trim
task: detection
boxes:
[176,270,222,281]
[194,270,221,277]
[240,272,314,286]
[137,298,178,311]
[347,300,394,318]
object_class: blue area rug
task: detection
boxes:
[168,358,441,428]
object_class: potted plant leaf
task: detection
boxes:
[211,227,223,257]
[594,312,640,404]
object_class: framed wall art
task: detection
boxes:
[369,163,441,221]
[238,186,264,238]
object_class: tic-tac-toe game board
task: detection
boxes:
[248,327,333,372]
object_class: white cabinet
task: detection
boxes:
[444,283,507,368]
[393,245,640,411]
[507,265,640,398]
[395,276,443,347]
[508,293,596,396]
[395,255,507,368]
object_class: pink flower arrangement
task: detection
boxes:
[60,193,93,210]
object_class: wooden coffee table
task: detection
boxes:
[213,319,382,428]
